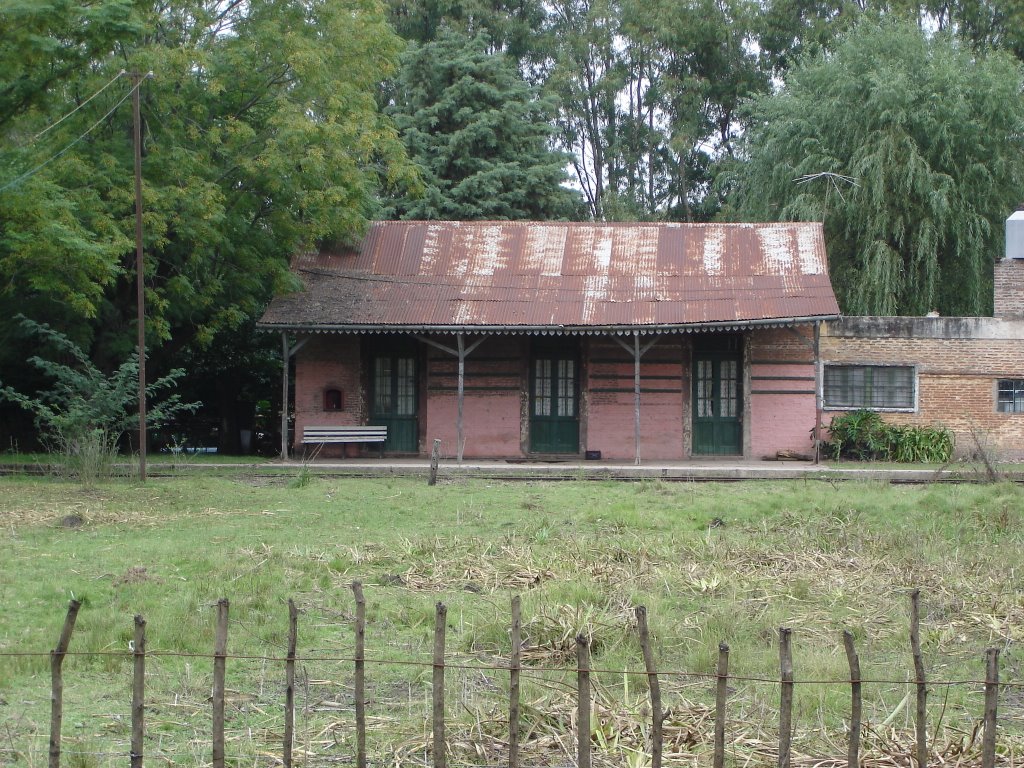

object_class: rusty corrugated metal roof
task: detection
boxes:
[259,221,840,333]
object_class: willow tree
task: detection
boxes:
[730,19,1024,316]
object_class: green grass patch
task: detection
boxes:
[1,475,1022,765]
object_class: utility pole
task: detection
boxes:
[131,72,148,482]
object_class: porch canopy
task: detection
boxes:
[259,220,841,461]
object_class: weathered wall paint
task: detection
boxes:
[292,328,829,461]
[293,335,364,458]
[424,336,524,459]
[583,336,687,460]
[748,327,818,458]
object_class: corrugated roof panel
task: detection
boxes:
[392,224,425,276]
[260,221,841,331]
[372,221,406,274]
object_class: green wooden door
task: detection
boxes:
[692,350,742,455]
[530,353,580,454]
[370,353,418,453]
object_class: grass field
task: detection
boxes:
[2,474,1023,767]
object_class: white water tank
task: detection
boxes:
[1008,209,1024,260]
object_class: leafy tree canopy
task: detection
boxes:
[0,0,414,448]
[386,31,579,220]
[728,19,1024,316]
[0,0,413,355]
[384,0,549,62]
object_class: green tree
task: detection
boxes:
[545,0,765,221]
[0,0,414,450]
[0,0,138,131]
[387,31,578,220]
[952,0,1024,61]
[0,317,197,483]
[384,0,549,63]
[728,19,1024,316]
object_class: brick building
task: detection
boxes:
[259,221,840,461]
[820,210,1024,459]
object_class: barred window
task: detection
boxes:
[997,380,1024,413]
[824,365,915,409]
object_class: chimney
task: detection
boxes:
[994,208,1024,317]
[1008,207,1024,260]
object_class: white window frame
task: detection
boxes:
[996,379,1024,414]
[821,363,918,412]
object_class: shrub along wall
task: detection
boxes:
[820,317,1024,460]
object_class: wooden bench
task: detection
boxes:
[302,426,388,457]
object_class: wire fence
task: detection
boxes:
[0,587,1016,768]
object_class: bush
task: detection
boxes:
[0,318,199,484]
[824,409,953,463]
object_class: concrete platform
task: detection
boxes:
[2,455,1015,482]
[147,457,1016,483]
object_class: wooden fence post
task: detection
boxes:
[982,647,999,768]
[843,630,861,768]
[509,595,521,768]
[635,606,662,768]
[577,634,591,768]
[429,439,441,486]
[352,582,367,768]
[131,615,146,768]
[778,627,793,768]
[433,602,447,768]
[49,599,82,768]
[910,590,927,768]
[212,598,229,768]
[714,642,729,768]
[283,600,298,768]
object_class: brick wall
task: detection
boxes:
[994,259,1024,318]
[292,327,834,461]
[821,317,1024,459]
[584,336,687,460]
[424,336,524,458]
[293,335,364,457]
[748,327,818,457]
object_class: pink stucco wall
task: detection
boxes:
[584,337,687,460]
[424,336,525,458]
[748,328,818,458]
[424,392,522,458]
[291,329,822,460]
[293,335,364,457]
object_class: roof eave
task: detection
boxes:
[256,315,841,335]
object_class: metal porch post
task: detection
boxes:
[814,321,822,464]
[614,333,659,465]
[633,331,641,466]
[457,333,465,464]
[281,332,289,461]
[414,334,484,464]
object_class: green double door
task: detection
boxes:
[370,349,418,453]
[530,350,580,454]
[692,340,742,455]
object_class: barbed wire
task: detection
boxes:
[0,648,1010,687]
[0,748,538,768]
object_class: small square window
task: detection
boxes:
[997,380,1024,413]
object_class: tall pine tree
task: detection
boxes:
[387,31,579,220]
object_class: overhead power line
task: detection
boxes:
[0,75,142,193]
[29,69,127,144]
